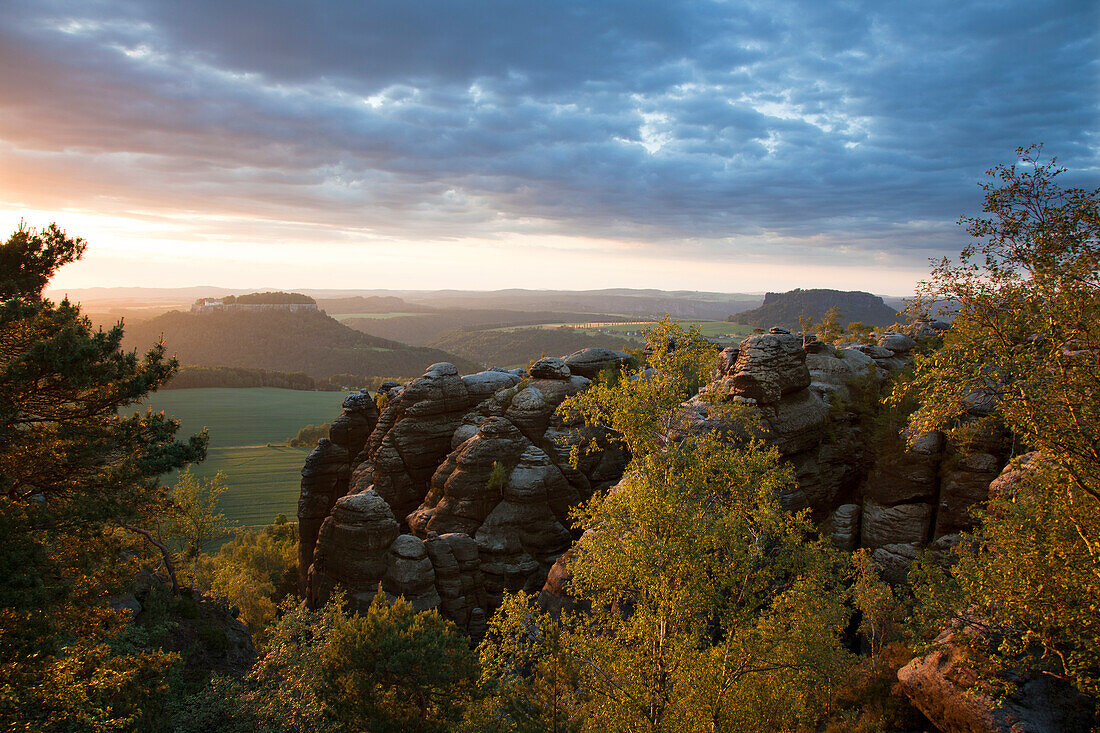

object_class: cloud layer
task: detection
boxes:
[0,0,1096,289]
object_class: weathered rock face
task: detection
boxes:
[563,347,632,379]
[348,363,522,526]
[863,431,944,506]
[296,392,380,593]
[298,439,350,594]
[301,352,629,633]
[726,332,811,405]
[936,452,1000,537]
[307,489,399,609]
[820,503,861,552]
[898,630,1094,733]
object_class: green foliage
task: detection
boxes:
[798,314,815,345]
[846,322,875,344]
[849,550,903,671]
[289,423,331,447]
[482,319,856,731]
[558,317,734,459]
[487,460,510,494]
[247,591,477,732]
[470,593,586,733]
[168,675,258,733]
[167,470,229,586]
[0,223,86,301]
[5,637,179,732]
[197,521,299,634]
[898,147,1100,701]
[222,292,315,305]
[166,365,318,390]
[479,437,856,731]
[909,458,1100,698]
[0,224,206,730]
[816,306,846,344]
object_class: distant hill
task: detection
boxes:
[123,309,478,379]
[315,296,436,314]
[731,289,899,330]
[400,289,761,320]
[429,326,639,369]
[54,287,763,321]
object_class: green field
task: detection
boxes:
[136,388,350,527]
[185,446,313,527]
[137,387,348,448]
[490,320,755,342]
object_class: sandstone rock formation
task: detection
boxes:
[299,352,630,633]
[298,327,1006,633]
[297,391,380,593]
[898,629,1093,732]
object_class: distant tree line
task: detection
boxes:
[221,292,315,305]
[165,366,319,390]
[429,325,638,368]
[164,366,400,392]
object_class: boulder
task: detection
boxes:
[870,542,920,584]
[529,357,571,379]
[821,503,861,551]
[727,332,811,405]
[562,347,633,379]
[987,452,1042,500]
[384,534,440,611]
[328,391,379,459]
[898,630,1095,732]
[878,332,917,353]
[861,499,933,549]
[308,489,400,611]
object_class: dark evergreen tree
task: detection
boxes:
[0,224,207,729]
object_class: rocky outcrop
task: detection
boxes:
[562,347,633,379]
[898,630,1094,732]
[296,392,380,593]
[724,331,811,405]
[936,452,1000,537]
[301,352,629,633]
[346,363,521,526]
[298,326,1009,631]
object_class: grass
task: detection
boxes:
[136,387,348,448]
[488,320,755,341]
[184,446,313,528]
[135,388,350,528]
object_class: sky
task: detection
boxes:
[1,0,1097,295]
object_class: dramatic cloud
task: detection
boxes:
[0,0,1096,290]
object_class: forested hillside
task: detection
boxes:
[731,288,899,329]
[123,309,478,378]
[315,295,435,314]
[428,326,639,368]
